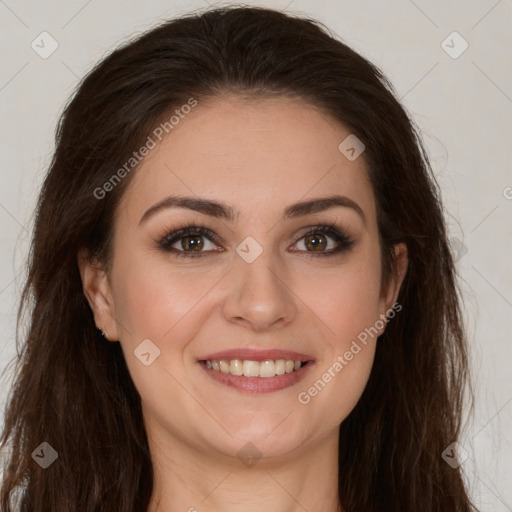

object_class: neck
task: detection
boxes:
[146,424,342,512]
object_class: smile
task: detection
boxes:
[198,349,315,393]
[204,358,304,377]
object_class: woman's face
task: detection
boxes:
[81,95,407,463]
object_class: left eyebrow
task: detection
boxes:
[283,195,366,225]
[138,194,366,226]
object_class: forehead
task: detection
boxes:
[117,95,376,226]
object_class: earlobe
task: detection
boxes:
[77,250,119,342]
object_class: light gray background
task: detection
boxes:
[0,0,511,509]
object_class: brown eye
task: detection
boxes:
[303,233,328,251]
[159,225,222,258]
[180,235,205,252]
[292,225,355,257]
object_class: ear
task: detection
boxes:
[77,249,119,342]
[377,242,408,325]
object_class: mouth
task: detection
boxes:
[198,349,315,393]
[203,358,306,376]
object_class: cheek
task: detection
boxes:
[108,253,227,431]
[291,248,383,346]
[110,250,220,343]
[291,250,382,426]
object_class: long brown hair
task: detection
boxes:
[0,6,477,511]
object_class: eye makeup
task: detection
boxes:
[155,221,356,259]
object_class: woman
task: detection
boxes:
[0,6,478,512]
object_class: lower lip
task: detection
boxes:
[198,361,314,393]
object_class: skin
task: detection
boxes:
[79,95,408,512]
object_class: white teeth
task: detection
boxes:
[205,358,304,377]
[259,360,276,378]
[275,359,286,375]
[242,360,260,377]
[230,359,243,376]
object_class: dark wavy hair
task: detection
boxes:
[0,5,477,511]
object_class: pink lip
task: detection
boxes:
[199,348,315,363]
[199,360,315,394]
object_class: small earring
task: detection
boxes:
[100,329,109,339]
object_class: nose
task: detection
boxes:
[222,248,298,333]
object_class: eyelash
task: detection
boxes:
[157,222,355,259]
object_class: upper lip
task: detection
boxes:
[199,348,315,363]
